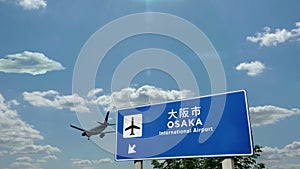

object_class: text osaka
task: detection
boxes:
[167,106,203,129]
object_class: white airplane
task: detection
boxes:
[70,111,115,140]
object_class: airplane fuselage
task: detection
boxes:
[85,123,108,137]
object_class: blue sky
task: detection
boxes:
[0,0,300,169]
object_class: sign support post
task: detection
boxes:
[222,158,234,169]
[134,160,143,169]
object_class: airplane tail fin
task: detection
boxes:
[104,111,110,123]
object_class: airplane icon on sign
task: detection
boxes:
[123,114,142,138]
[125,117,140,136]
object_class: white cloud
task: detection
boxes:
[56,94,89,113]
[0,94,43,148]
[92,158,113,164]
[87,88,103,98]
[260,141,300,168]
[270,164,300,169]
[23,85,193,113]
[0,51,65,75]
[250,105,300,127]
[71,159,92,167]
[36,155,57,163]
[236,60,266,76]
[21,88,300,129]
[23,90,90,113]
[91,85,194,112]
[71,158,113,168]
[17,0,47,10]
[10,161,41,169]
[15,156,34,162]
[247,22,300,47]
[10,155,57,168]
[0,150,8,156]
[0,0,46,10]
[10,144,60,155]
[23,90,59,107]
[0,93,60,168]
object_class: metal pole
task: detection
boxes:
[222,158,234,169]
[134,160,143,169]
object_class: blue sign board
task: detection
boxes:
[115,90,253,161]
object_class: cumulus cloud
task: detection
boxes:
[247,22,300,47]
[0,94,43,148]
[0,150,8,156]
[23,87,300,129]
[10,155,57,168]
[0,93,60,168]
[0,0,47,10]
[270,164,300,169]
[15,156,34,162]
[18,0,47,10]
[23,85,194,113]
[23,90,90,113]
[71,158,113,168]
[250,105,300,127]
[36,155,57,163]
[10,161,41,169]
[10,144,60,155]
[92,158,113,164]
[71,159,93,167]
[259,141,300,168]
[91,85,194,112]
[87,88,103,98]
[236,60,266,76]
[0,51,65,75]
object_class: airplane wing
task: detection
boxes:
[125,124,140,131]
[125,125,131,131]
[70,125,85,132]
[131,125,140,129]
[102,131,115,134]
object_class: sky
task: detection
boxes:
[0,0,300,169]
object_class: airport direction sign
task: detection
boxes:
[115,90,253,161]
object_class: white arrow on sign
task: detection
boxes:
[128,144,136,154]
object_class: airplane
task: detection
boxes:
[70,111,115,140]
[125,117,140,135]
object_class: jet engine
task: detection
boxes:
[100,133,105,138]
[82,132,87,136]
